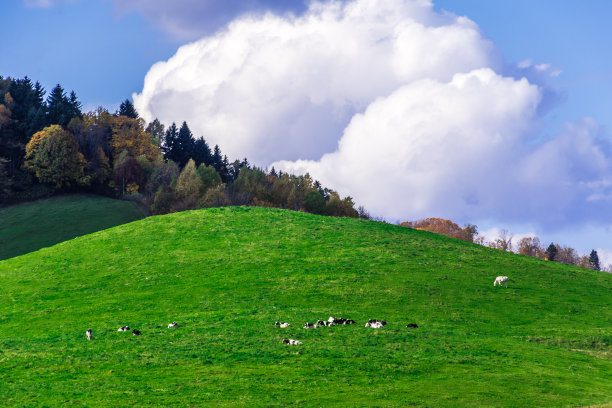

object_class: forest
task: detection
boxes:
[0,75,358,218]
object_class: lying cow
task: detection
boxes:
[367,319,387,326]
[365,321,385,328]
[117,326,130,332]
[303,322,317,329]
[282,339,303,345]
[494,276,509,287]
[168,322,179,328]
[86,329,92,340]
[328,317,355,325]
[275,321,291,328]
[316,320,335,327]
[405,323,419,328]
[132,329,141,336]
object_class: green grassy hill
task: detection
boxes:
[0,194,147,260]
[0,206,610,407]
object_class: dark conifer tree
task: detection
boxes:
[212,145,223,171]
[589,250,600,271]
[219,155,231,183]
[68,91,83,120]
[545,243,557,262]
[118,99,138,119]
[46,84,71,126]
[192,137,212,167]
[163,122,179,161]
[175,121,195,168]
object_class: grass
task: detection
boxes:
[0,206,610,406]
[0,194,146,260]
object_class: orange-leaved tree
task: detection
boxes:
[401,217,477,242]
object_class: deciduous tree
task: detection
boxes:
[24,125,89,188]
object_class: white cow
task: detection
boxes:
[494,276,509,287]
[365,321,385,328]
[86,329,92,340]
[168,322,179,328]
[274,321,291,328]
[282,339,303,345]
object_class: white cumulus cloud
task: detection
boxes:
[274,68,548,221]
[134,0,499,164]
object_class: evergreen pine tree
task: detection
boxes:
[46,84,71,126]
[176,121,195,168]
[545,243,557,261]
[118,99,138,119]
[163,122,179,161]
[589,250,600,271]
[192,137,212,167]
[68,91,82,120]
[212,145,223,171]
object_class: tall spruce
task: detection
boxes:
[545,243,558,262]
[175,121,195,168]
[192,137,212,167]
[46,84,70,126]
[212,145,223,171]
[118,99,139,119]
[589,250,600,271]
[162,122,179,162]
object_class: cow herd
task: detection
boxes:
[86,276,509,342]
[280,316,419,345]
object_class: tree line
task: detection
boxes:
[0,75,360,219]
[402,217,609,272]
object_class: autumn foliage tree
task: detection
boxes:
[517,236,544,258]
[110,116,159,161]
[24,125,89,188]
[401,218,477,242]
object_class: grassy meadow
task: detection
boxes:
[0,194,146,261]
[0,206,610,406]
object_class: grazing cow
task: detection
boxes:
[117,326,130,332]
[132,329,141,336]
[303,322,317,329]
[86,329,92,340]
[494,276,509,287]
[282,339,303,345]
[168,322,179,328]
[275,321,291,328]
[406,323,419,328]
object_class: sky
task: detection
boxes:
[2,0,612,266]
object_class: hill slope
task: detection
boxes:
[0,194,146,260]
[0,207,610,407]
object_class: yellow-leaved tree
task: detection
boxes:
[110,116,160,162]
[24,125,89,188]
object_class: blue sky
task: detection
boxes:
[2,0,612,263]
[3,0,612,130]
